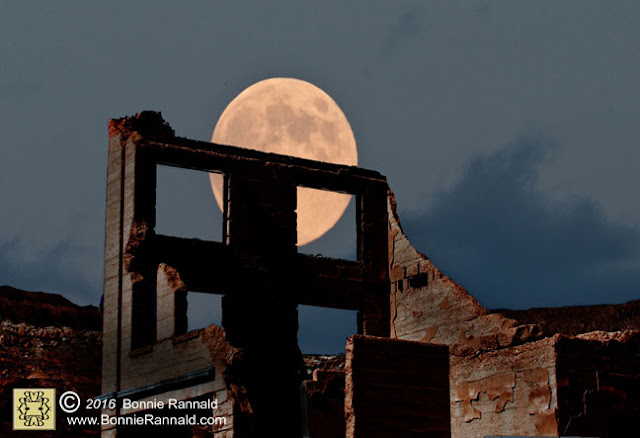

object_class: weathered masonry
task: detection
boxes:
[102,111,640,438]
[387,191,640,438]
[101,112,451,438]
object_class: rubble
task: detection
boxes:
[0,287,101,436]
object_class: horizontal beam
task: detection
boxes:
[293,255,368,310]
[142,139,387,194]
[151,235,232,294]
[130,235,379,310]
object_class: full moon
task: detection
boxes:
[209,78,358,246]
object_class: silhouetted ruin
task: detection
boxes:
[101,112,451,438]
[1,112,639,438]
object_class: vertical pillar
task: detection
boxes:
[358,183,390,337]
[102,120,126,400]
[102,113,172,436]
[223,171,303,438]
[114,119,159,356]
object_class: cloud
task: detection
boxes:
[401,136,640,309]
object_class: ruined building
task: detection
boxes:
[101,112,450,438]
[0,111,637,437]
[97,112,640,438]
[0,111,618,438]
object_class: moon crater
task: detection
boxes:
[210,77,358,246]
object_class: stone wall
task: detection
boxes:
[387,188,640,438]
[450,337,559,437]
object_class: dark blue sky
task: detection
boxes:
[2,2,639,352]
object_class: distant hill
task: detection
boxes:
[0,286,101,436]
[0,285,101,331]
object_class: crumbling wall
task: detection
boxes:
[115,264,237,437]
[103,113,244,438]
[387,187,640,438]
[450,336,559,438]
[388,187,559,438]
[387,191,541,349]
